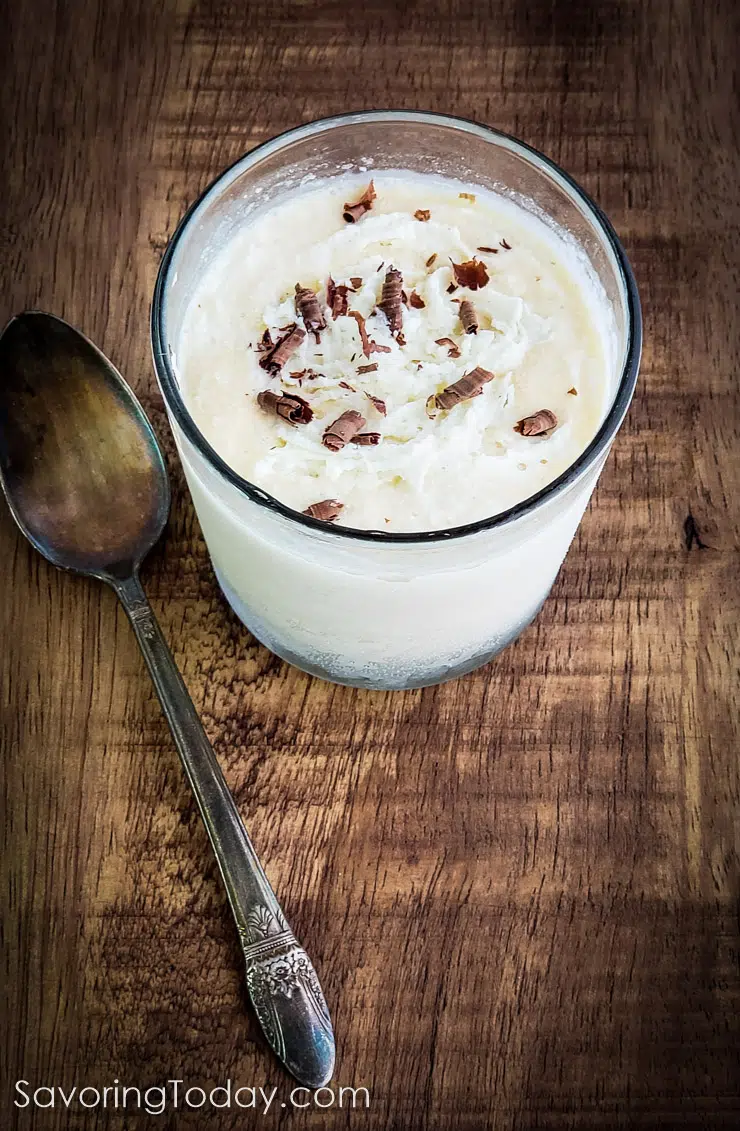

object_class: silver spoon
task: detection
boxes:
[0,311,335,1088]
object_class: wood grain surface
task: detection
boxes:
[1,2,738,1128]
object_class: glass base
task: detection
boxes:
[213,565,545,690]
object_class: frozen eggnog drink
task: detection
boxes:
[153,114,640,688]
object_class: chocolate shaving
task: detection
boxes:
[348,310,372,356]
[500,238,512,250]
[458,192,476,202]
[258,324,306,374]
[426,253,438,268]
[348,310,391,358]
[446,283,458,294]
[433,366,495,411]
[338,381,356,391]
[414,209,431,221]
[477,246,498,254]
[350,276,363,289]
[409,290,425,309]
[343,180,376,223]
[295,284,326,339]
[327,277,350,319]
[351,432,381,446]
[434,336,461,359]
[450,258,489,290]
[365,392,387,415]
[257,389,313,424]
[378,266,404,335]
[303,499,343,522]
[567,387,578,395]
[323,409,366,451]
[289,368,307,379]
[254,328,274,353]
[332,287,349,318]
[459,299,478,334]
[357,362,379,374]
[514,409,558,436]
[396,331,406,346]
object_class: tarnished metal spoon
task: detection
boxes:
[0,311,335,1088]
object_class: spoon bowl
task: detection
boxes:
[0,312,169,578]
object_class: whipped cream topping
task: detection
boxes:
[178,172,613,531]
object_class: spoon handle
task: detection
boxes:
[112,572,335,1088]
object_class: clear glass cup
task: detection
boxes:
[152,111,641,690]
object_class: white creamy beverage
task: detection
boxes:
[179,173,611,532]
[166,168,622,688]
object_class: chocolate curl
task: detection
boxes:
[295,284,326,339]
[343,180,376,223]
[348,310,391,358]
[378,266,404,335]
[514,409,558,436]
[433,366,495,412]
[365,392,387,416]
[409,290,425,309]
[451,257,490,290]
[303,499,343,522]
[257,389,313,424]
[434,337,461,359]
[459,299,478,334]
[414,209,431,221]
[333,286,350,318]
[322,409,366,451]
[351,432,381,446]
[477,246,499,254]
[500,238,512,250]
[348,310,372,357]
[254,328,274,353]
[258,324,306,374]
[327,277,350,319]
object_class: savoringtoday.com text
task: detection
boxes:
[14,1079,370,1116]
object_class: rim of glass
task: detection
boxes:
[151,109,642,545]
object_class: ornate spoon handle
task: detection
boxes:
[113,572,335,1087]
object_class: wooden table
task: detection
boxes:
[2,2,738,1127]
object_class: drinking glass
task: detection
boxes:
[152,111,641,690]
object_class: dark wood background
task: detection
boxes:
[2,2,738,1128]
